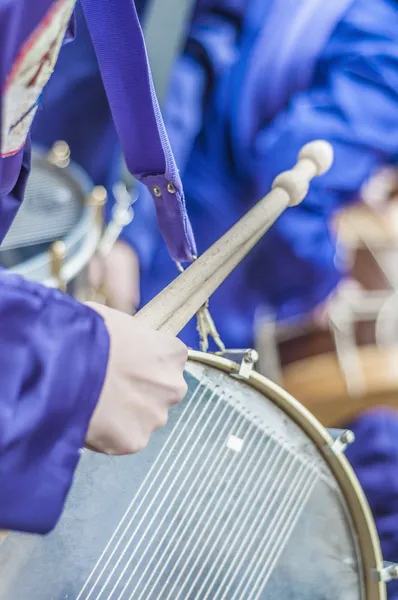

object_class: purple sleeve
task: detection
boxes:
[346,409,398,584]
[0,2,109,535]
[0,271,109,534]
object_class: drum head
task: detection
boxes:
[0,353,384,600]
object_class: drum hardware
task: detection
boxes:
[174,261,226,354]
[213,348,260,379]
[87,185,108,229]
[50,241,67,292]
[375,562,398,583]
[236,348,260,379]
[327,428,356,456]
[47,140,71,169]
[0,142,102,297]
[87,182,137,304]
[1,141,391,598]
[196,300,226,353]
[97,183,136,259]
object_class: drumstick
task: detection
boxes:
[134,140,334,335]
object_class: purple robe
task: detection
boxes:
[0,0,110,535]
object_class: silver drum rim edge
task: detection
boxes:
[187,349,386,600]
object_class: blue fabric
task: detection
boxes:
[0,0,110,535]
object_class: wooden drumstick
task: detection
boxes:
[135,140,334,335]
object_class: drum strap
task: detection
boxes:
[80,0,197,263]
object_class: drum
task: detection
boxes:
[0,351,389,599]
[256,167,398,427]
[0,142,105,300]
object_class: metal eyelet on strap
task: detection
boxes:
[152,185,162,197]
[167,182,176,194]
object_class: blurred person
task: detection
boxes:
[0,0,190,536]
[31,0,398,587]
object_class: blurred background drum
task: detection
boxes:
[256,166,398,427]
[0,142,105,300]
[0,142,133,304]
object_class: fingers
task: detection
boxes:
[85,303,189,457]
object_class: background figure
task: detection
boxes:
[31,0,398,587]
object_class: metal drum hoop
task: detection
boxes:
[188,349,386,600]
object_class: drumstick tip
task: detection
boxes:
[299,140,334,176]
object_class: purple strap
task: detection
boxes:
[80,0,196,262]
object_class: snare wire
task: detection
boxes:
[248,472,318,600]
[77,379,211,599]
[150,424,264,600]
[180,438,292,600]
[232,467,317,600]
[212,461,313,600]
[198,445,299,600]
[108,401,246,600]
[85,383,228,599]
[127,416,262,600]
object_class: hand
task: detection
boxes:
[89,241,140,314]
[85,303,188,455]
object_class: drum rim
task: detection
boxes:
[188,349,386,600]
